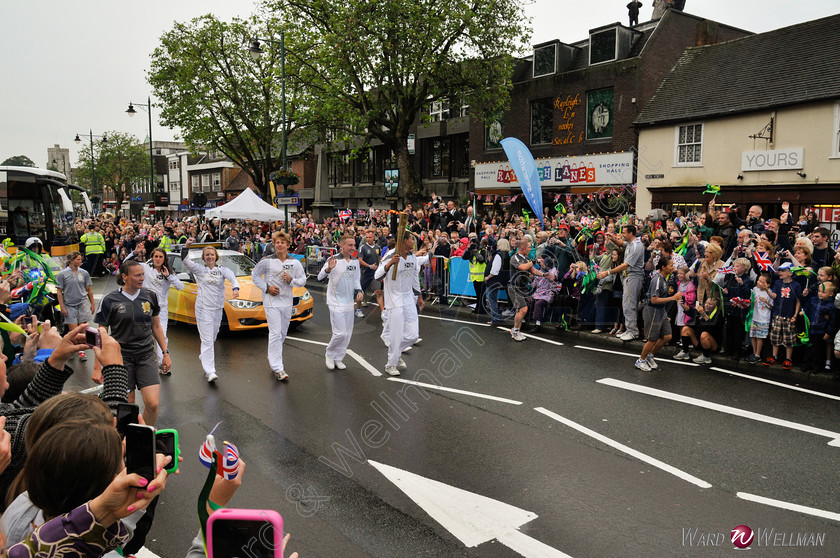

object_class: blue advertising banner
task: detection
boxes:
[501,137,544,226]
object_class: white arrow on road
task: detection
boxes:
[369,460,572,557]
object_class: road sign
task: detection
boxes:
[274,195,300,206]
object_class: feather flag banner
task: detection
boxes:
[500,138,544,227]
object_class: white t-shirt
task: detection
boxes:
[318,257,361,311]
[751,286,774,323]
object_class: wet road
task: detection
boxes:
[67,277,840,557]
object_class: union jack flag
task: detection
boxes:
[339,209,352,221]
[222,442,241,480]
[754,252,774,272]
[716,265,734,275]
[730,297,750,309]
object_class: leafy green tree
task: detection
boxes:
[1,155,37,167]
[266,0,530,202]
[149,14,304,197]
[74,132,148,209]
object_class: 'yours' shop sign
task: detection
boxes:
[475,152,633,190]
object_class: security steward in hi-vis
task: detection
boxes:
[80,223,106,276]
[463,234,488,315]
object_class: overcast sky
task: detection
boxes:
[1,0,836,171]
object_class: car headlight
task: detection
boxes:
[228,299,262,309]
[300,290,312,302]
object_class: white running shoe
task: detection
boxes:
[673,350,690,361]
[692,355,712,365]
[414,337,422,345]
[325,356,336,370]
[334,361,346,370]
[274,370,289,381]
[355,309,364,318]
[402,345,412,353]
[206,372,219,383]
[385,366,400,376]
[591,329,603,334]
[634,358,652,371]
[398,358,407,370]
[510,329,526,342]
[646,354,659,369]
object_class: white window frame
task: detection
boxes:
[201,174,211,192]
[533,43,557,78]
[589,28,618,66]
[429,100,450,122]
[170,180,180,192]
[832,100,840,158]
[674,122,704,167]
[212,172,222,191]
[191,175,199,192]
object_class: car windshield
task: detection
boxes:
[171,251,257,277]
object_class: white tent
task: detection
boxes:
[204,188,287,221]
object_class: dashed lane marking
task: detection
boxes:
[534,406,712,488]
[286,336,381,376]
[574,344,698,367]
[420,315,490,327]
[495,327,564,346]
[386,378,523,405]
[597,377,840,447]
[710,366,840,402]
[736,492,840,522]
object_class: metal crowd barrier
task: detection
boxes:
[304,245,337,276]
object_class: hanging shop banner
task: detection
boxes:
[475,151,633,190]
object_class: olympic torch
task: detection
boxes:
[392,211,408,280]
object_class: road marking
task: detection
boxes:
[736,492,840,522]
[534,407,712,488]
[420,315,490,327]
[574,344,698,367]
[710,366,840,402]
[135,548,161,558]
[597,377,840,446]
[287,336,382,376]
[347,349,382,377]
[386,378,522,405]
[369,460,572,557]
[496,327,564,346]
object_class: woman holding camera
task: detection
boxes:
[462,236,489,315]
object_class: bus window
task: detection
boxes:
[7,176,47,245]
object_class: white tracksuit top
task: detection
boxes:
[375,249,418,309]
[318,257,362,311]
[251,255,306,308]
[182,256,240,311]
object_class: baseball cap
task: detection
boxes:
[778,261,793,271]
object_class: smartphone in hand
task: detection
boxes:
[116,403,140,439]
[155,429,180,474]
[125,423,157,482]
[208,509,284,558]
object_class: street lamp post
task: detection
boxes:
[74,130,107,196]
[126,96,157,204]
[248,34,289,231]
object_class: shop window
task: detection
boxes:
[675,123,703,166]
[530,99,553,145]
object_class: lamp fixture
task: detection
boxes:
[126,103,137,116]
[736,174,743,180]
[248,39,263,60]
[796,171,806,178]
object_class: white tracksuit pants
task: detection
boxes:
[385,304,419,367]
[155,306,169,365]
[196,306,223,376]
[266,306,292,373]
[326,307,355,362]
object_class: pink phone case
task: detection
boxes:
[207,508,284,558]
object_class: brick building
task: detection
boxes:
[471,9,749,212]
[634,13,840,238]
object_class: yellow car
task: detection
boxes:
[165,249,313,331]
